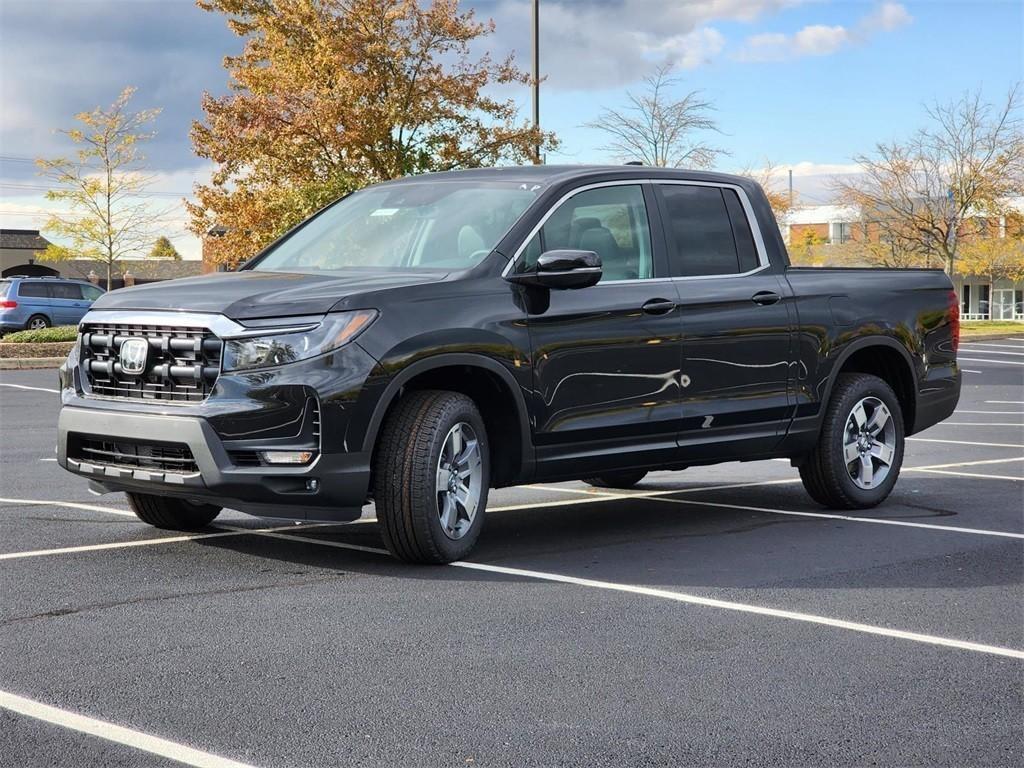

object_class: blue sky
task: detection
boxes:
[1,0,1020,257]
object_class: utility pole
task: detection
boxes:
[532,0,541,164]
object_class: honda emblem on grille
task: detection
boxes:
[119,337,149,375]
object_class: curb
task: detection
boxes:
[0,358,65,370]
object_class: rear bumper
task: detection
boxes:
[911,363,961,435]
[58,406,369,522]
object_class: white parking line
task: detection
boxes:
[908,437,1023,449]
[639,494,1023,538]
[1,497,1022,666]
[447,561,1024,660]
[962,369,983,374]
[0,497,135,517]
[940,422,1024,427]
[211,526,1024,659]
[956,410,1024,415]
[987,400,1024,404]
[907,468,1022,482]
[0,690,258,768]
[958,357,1024,366]
[0,382,59,394]
[0,523,338,561]
[959,346,1024,355]
[960,351,1024,358]
[962,343,1024,349]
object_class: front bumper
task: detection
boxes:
[57,334,382,522]
[58,405,370,521]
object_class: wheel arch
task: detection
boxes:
[362,353,534,487]
[823,336,918,434]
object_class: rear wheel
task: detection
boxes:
[583,470,648,489]
[126,492,222,530]
[26,314,50,330]
[799,373,904,509]
[373,390,489,564]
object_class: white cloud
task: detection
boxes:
[492,0,809,88]
[861,1,913,32]
[737,2,911,62]
[793,25,849,56]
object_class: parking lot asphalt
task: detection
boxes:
[1,338,1022,767]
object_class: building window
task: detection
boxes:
[830,222,852,244]
[979,284,991,319]
[961,284,970,314]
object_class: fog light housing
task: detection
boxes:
[259,450,314,465]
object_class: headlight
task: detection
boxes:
[222,310,377,372]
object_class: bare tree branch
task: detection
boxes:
[585,64,726,169]
[833,85,1023,274]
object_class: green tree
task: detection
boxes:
[36,87,163,289]
[190,0,556,268]
[149,235,181,260]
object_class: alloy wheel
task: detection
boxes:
[435,422,483,540]
[843,396,896,490]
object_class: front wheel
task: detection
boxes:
[126,492,222,530]
[799,373,904,509]
[373,390,489,564]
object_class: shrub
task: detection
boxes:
[2,325,79,343]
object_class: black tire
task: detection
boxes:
[26,314,50,330]
[799,373,905,509]
[583,470,648,489]
[373,390,490,564]
[126,492,222,530]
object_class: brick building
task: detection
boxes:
[782,204,1024,321]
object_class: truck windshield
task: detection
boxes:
[251,180,541,272]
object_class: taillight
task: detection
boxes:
[0,300,16,309]
[948,290,960,353]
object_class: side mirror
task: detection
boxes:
[506,250,602,290]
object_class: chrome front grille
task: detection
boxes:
[81,323,223,402]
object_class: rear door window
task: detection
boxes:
[658,185,761,277]
[17,282,49,298]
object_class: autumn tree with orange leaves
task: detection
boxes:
[189,0,556,267]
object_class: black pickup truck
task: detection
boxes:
[57,166,961,563]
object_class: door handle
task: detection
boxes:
[751,291,781,306]
[641,298,677,315]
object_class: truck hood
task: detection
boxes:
[89,269,446,320]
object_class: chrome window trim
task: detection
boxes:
[500,180,655,279]
[501,177,772,282]
[655,179,770,281]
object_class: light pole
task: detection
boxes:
[532,0,541,164]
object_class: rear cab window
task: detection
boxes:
[657,184,761,277]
